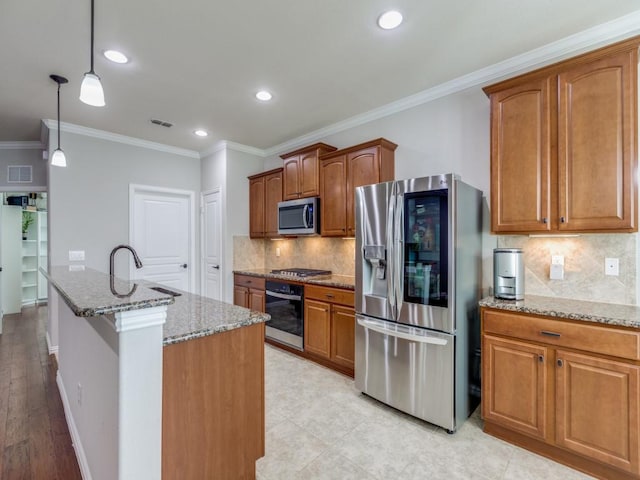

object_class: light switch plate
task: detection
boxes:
[69,250,85,261]
[605,258,619,276]
[551,255,564,266]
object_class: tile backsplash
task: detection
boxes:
[497,234,637,305]
[234,236,356,276]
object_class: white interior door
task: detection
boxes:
[130,185,195,292]
[202,189,222,301]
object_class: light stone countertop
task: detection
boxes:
[234,268,355,290]
[479,295,640,329]
[45,266,270,345]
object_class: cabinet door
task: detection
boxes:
[282,156,300,200]
[330,305,355,369]
[233,286,249,308]
[320,155,348,236]
[346,147,380,236]
[489,77,552,233]
[482,335,549,441]
[299,151,319,198]
[557,49,637,232]
[556,350,640,474]
[304,299,331,358]
[264,171,282,237]
[249,177,265,238]
[249,288,265,313]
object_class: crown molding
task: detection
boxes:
[264,11,640,156]
[0,141,43,150]
[200,140,266,159]
[42,119,200,159]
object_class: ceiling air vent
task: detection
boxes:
[7,165,33,183]
[150,119,173,128]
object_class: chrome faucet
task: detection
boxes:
[109,244,143,278]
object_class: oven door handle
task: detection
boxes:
[357,317,448,345]
[266,291,302,301]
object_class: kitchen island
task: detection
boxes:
[44,266,270,480]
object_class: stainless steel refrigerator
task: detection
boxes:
[355,173,482,433]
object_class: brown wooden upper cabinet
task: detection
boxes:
[280,143,337,200]
[248,168,283,238]
[319,138,397,237]
[484,37,639,234]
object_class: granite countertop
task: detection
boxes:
[45,266,271,345]
[479,295,640,329]
[234,268,355,290]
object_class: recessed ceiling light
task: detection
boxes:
[256,90,273,101]
[194,129,209,137]
[104,50,129,64]
[378,10,403,30]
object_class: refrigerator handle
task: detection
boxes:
[386,184,396,314]
[357,317,448,345]
[394,193,404,316]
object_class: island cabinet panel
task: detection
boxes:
[280,143,337,200]
[320,138,396,237]
[482,335,549,441]
[481,306,640,480]
[162,322,265,480]
[484,37,639,234]
[555,350,640,475]
[248,168,283,239]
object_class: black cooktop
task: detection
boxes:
[270,268,332,278]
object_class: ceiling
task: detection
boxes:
[2,1,640,154]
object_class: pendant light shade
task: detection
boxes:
[79,72,105,107]
[79,0,105,107]
[51,148,67,167]
[50,74,68,168]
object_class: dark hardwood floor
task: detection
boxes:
[0,305,81,480]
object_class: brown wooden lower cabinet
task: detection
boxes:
[304,285,355,376]
[482,307,640,480]
[162,323,265,480]
[234,274,266,312]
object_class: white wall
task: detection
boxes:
[0,147,47,188]
[201,146,263,302]
[47,130,201,279]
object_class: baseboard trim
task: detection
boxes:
[45,332,59,358]
[56,371,92,480]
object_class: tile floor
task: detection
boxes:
[257,345,595,480]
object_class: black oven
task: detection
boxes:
[265,281,304,350]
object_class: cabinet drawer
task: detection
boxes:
[305,285,354,307]
[234,274,265,290]
[483,309,640,361]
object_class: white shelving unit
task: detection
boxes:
[21,210,48,305]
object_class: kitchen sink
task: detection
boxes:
[149,286,182,297]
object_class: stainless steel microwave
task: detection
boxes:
[278,197,319,235]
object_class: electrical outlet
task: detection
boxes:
[77,383,82,406]
[276,247,281,257]
[550,255,564,280]
[605,258,619,276]
[69,250,85,261]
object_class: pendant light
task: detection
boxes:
[50,74,68,167]
[79,0,105,107]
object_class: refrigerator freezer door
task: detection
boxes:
[355,314,455,431]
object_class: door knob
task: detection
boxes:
[211,265,220,270]
[181,263,188,269]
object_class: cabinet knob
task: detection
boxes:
[542,217,548,224]
[560,216,566,223]
[326,294,334,298]
[557,359,564,367]
[538,355,544,363]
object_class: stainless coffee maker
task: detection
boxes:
[493,248,524,300]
